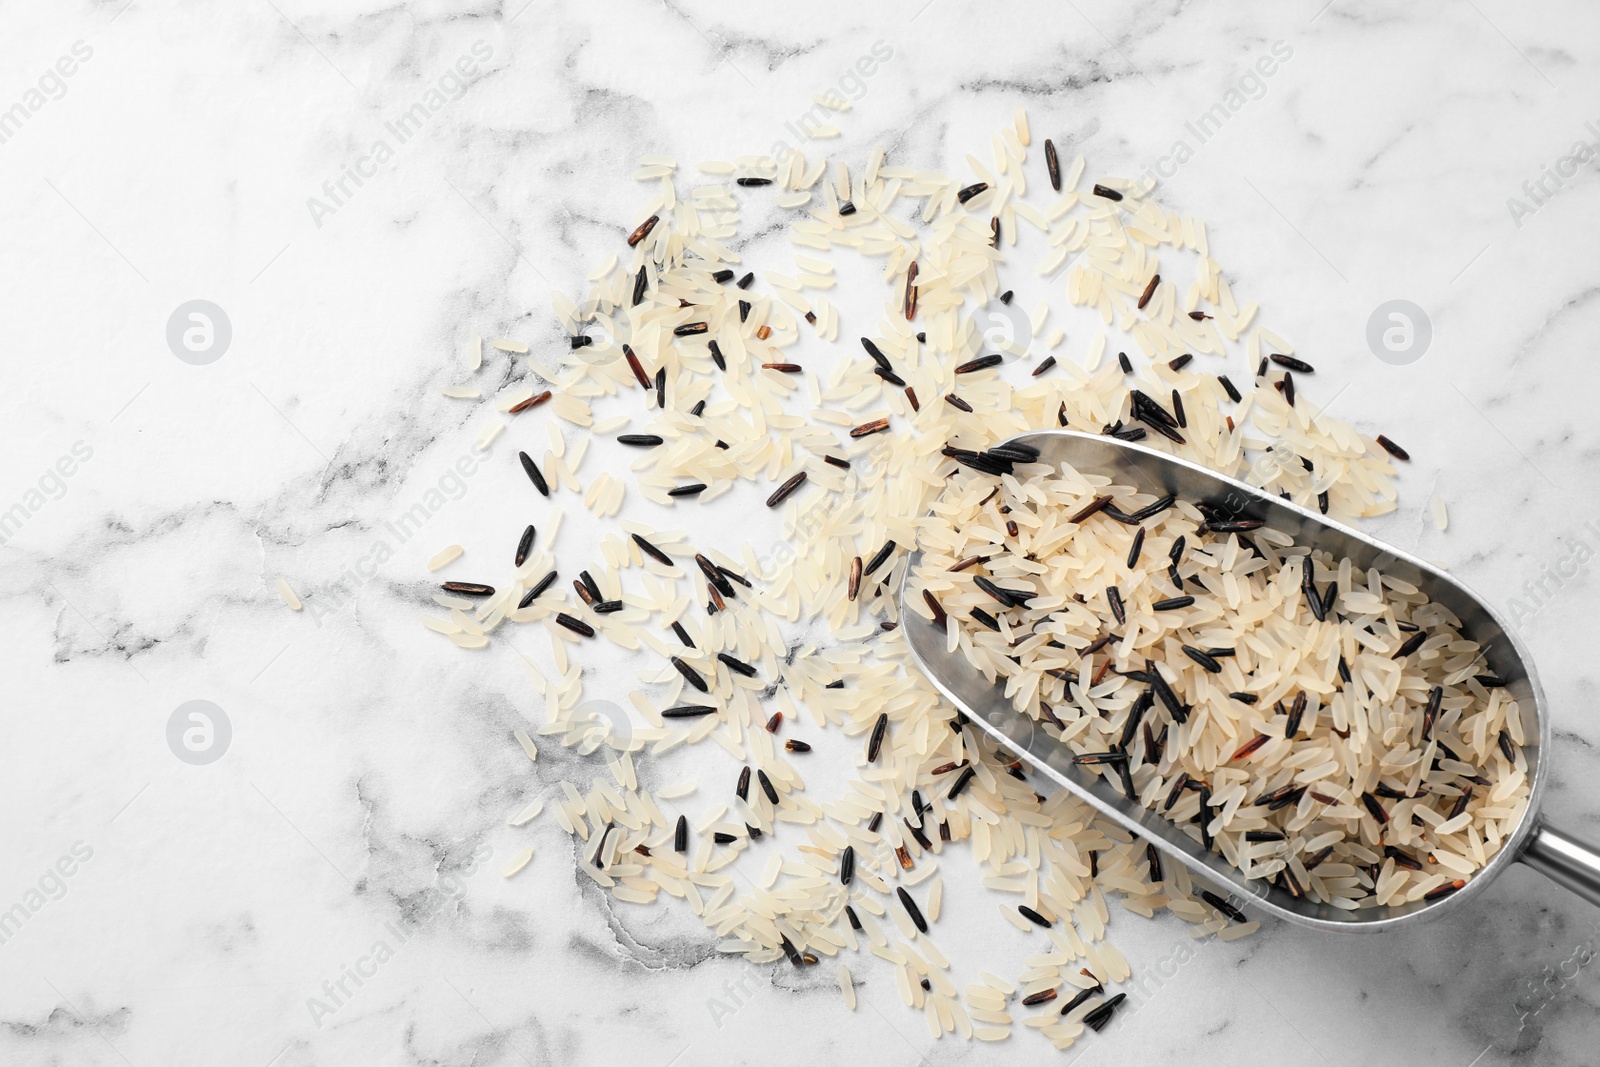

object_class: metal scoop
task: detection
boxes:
[899,429,1600,932]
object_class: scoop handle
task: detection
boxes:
[1519,821,1600,907]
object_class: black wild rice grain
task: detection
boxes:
[824,455,850,469]
[1083,993,1126,1031]
[514,524,537,567]
[712,269,734,284]
[955,354,1003,374]
[766,471,808,508]
[736,766,751,799]
[669,483,707,497]
[1425,879,1467,901]
[1206,518,1264,533]
[1385,844,1423,871]
[631,533,673,565]
[1218,375,1242,402]
[660,705,717,720]
[1245,830,1286,843]
[670,655,708,692]
[1270,353,1314,373]
[785,739,811,753]
[1091,183,1122,201]
[1022,989,1057,1007]
[1147,842,1163,883]
[874,365,907,387]
[1232,734,1268,760]
[1422,686,1442,739]
[518,451,549,496]
[674,814,688,852]
[947,765,976,800]
[762,362,800,373]
[1137,274,1159,309]
[518,570,558,609]
[735,176,772,186]
[864,539,897,575]
[623,344,651,389]
[1199,890,1246,923]
[1282,371,1296,406]
[1448,785,1473,820]
[904,386,920,411]
[848,556,862,601]
[945,392,975,412]
[1361,792,1389,824]
[627,213,659,247]
[1377,434,1410,461]
[1163,773,1190,811]
[673,321,707,337]
[970,608,1000,631]
[1068,494,1113,524]
[736,272,754,289]
[922,590,948,627]
[840,845,855,885]
[708,339,726,371]
[850,417,890,438]
[1285,692,1306,738]
[838,199,856,216]
[956,182,988,204]
[1131,494,1176,523]
[555,613,595,637]
[591,600,623,614]
[712,832,736,845]
[618,433,664,447]
[1118,352,1133,374]
[441,581,494,597]
[1393,631,1427,659]
[1107,585,1126,625]
[717,652,757,677]
[654,366,666,408]
[1150,666,1186,722]
[867,713,888,762]
[632,266,647,307]
[757,769,780,805]
[1031,356,1057,377]
[1181,645,1222,673]
[508,391,551,414]
[861,336,891,370]
[1498,729,1516,763]
[671,620,694,647]
[1126,527,1146,568]
[1060,985,1103,1016]
[896,886,928,933]
[1152,596,1194,611]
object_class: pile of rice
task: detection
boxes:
[912,450,1529,911]
[395,108,1503,1047]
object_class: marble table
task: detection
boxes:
[3,1,1598,1064]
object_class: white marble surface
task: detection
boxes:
[4,0,1600,1064]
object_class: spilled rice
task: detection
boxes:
[401,108,1482,1048]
